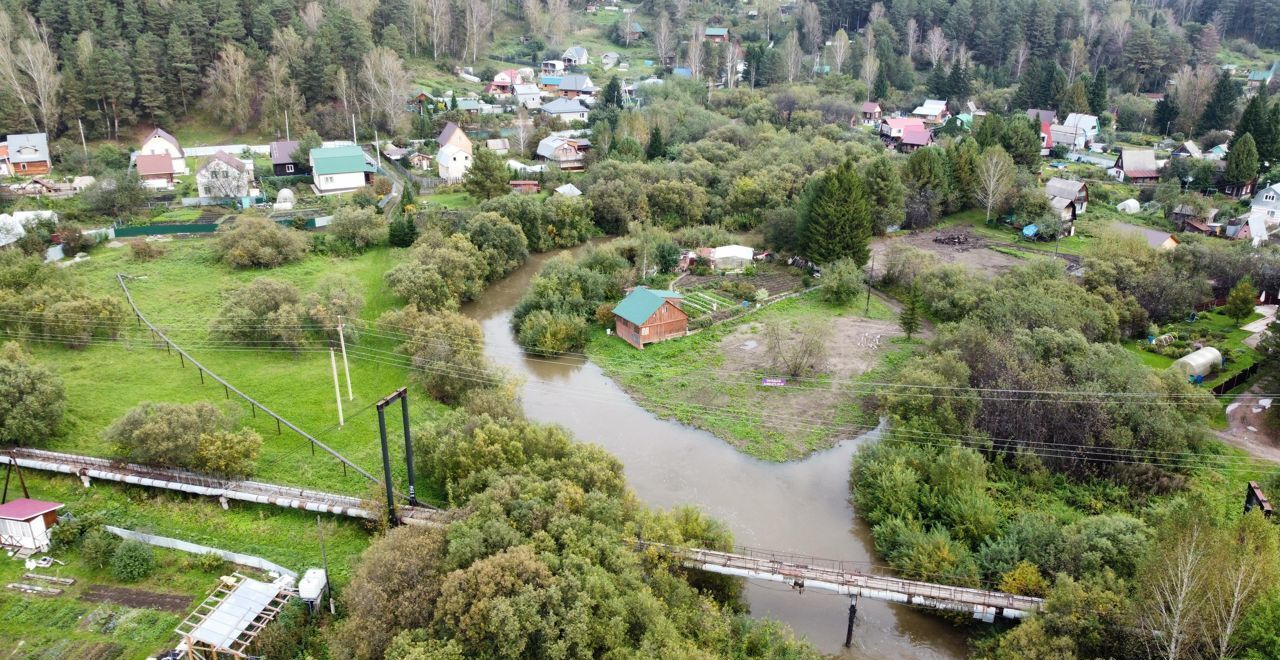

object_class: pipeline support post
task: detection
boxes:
[375,387,414,522]
[400,393,416,506]
[844,594,858,648]
[376,402,397,527]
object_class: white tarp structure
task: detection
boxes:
[1116,199,1140,214]
[178,574,292,658]
[712,244,754,270]
[1172,346,1222,378]
[0,210,57,248]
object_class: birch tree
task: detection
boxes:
[904,18,919,60]
[206,43,252,132]
[522,0,547,41]
[300,1,324,33]
[1065,36,1088,82]
[513,106,533,157]
[426,0,451,60]
[362,47,412,133]
[0,13,37,131]
[799,1,822,53]
[1205,513,1277,660]
[262,55,304,136]
[462,0,493,63]
[975,147,1014,225]
[758,0,778,41]
[782,30,803,83]
[546,0,569,45]
[860,27,878,89]
[15,16,59,134]
[923,26,948,67]
[653,12,674,65]
[687,23,704,79]
[829,28,850,75]
[1137,522,1211,660]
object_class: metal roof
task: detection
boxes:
[7,133,48,163]
[309,145,372,175]
[613,288,683,326]
[0,499,62,521]
[269,140,299,165]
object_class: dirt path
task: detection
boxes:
[1217,380,1280,464]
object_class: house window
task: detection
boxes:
[1267,194,1276,202]
[324,176,333,184]
[285,164,294,173]
[641,327,649,336]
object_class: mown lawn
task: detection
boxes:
[421,191,477,209]
[25,239,447,501]
[587,291,902,460]
[0,471,371,659]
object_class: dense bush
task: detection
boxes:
[105,402,261,477]
[517,310,589,355]
[0,342,65,446]
[81,528,120,570]
[128,240,165,261]
[211,277,306,350]
[304,274,365,342]
[821,258,863,305]
[328,206,386,253]
[110,540,156,582]
[385,231,486,310]
[380,305,493,404]
[477,194,595,252]
[463,212,528,281]
[214,217,308,268]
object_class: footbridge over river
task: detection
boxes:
[636,540,1042,626]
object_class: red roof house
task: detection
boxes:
[0,498,63,553]
[899,126,933,152]
[135,153,176,187]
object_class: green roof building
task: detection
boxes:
[612,288,688,349]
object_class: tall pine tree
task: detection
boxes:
[800,159,872,266]
[1226,133,1260,185]
[134,33,168,121]
[1088,66,1109,114]
[863,156,905,235]
[1154,93,1179,135]
[1198,71,1241,134]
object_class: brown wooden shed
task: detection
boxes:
[612,288,688,349]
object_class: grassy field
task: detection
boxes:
[24,239,447,502]
[421,191,477,209]
[587,291,902,460]
[939,209,1100,255]
[0,470,371,658]
[1125,309,1264,391]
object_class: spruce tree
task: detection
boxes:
[800,160,872,266]
[382,24,407,57]
[646,126,665,160]
[873,68,890,100]
[862,156,905,234]
[166,23,198,113]
[927,65,949,99]
[463,148,511,200]
[1235,93,1266,143]
[1224,277,1257,323]
[388,214,418,247]
[1058,80,1090,116]
[946,137,980,211]
[603,76,624,109]
[134,33,168,121]
[1154,94,1179,135]
[210,0,245,44]
[1198,71,1240,134]
[974,114,1004,148]
[947,62,971,103]
[1226,133,1259,185]
[899,284,922,339]
[1088,66,1109,114]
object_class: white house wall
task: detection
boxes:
[315,171,367,192]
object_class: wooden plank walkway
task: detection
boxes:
[638,541,1042,621]
[1,448,444,527]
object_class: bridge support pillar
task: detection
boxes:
[843,594,858,648]
[218,495,229,510]
[78,469,91,489]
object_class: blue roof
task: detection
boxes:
[541,75,563,86]
[612,288,683,326]
[672,67,692,78]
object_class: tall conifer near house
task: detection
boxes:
[1198,71,1240,133]
[800,159,871,266]
[1226,133,1260,185]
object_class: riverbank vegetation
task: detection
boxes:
[850,252,1280,657]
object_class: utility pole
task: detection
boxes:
[374,128,383,169]
[351,113,357,143]
[329,349,344,426]
[285,112,291,141]
[316,515,333,614]
[864,254,874,316]
[338,318,353,401]
[77,118,87,158]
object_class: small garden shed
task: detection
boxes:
[1172,346,1222,378]
[613,288,688,349]
[0,498,63,553]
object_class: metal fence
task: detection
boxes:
[104,526,297,578]
[1212,362,1263,396]
[114,223,219,237]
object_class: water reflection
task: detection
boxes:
[462,248,968,658]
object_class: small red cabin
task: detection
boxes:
[612,288,688,349]
[510,180,542,194]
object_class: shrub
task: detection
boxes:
[196,429,262,478]
[305,274,365,341]
[822,258,863,305]
[211,277,306,350]
[595,302,616,327]
[105,401,247,474]
[381,306,493,404]
[388,215,418,247]
[110,540,156,582]
[128,240,165,261]
[385,232,486,310]
[0,342,65,446]
[517,310,589,355]
[329,206,386,253]
[56,223,95,255]
[82,528,120,569]
[214,217,308,268]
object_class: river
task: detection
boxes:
[462,248,969,658]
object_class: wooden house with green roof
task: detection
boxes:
[612,288,688,349]
[309,145,375,194]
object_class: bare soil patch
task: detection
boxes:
[80,586,191,613]
[1218,383,1280,464]
[870,229,1025,276]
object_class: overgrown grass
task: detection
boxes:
[587,291,902,460]
[421,191,477,209]
[0,470,371,658]
[938,209,1102,256]
[21,239,447,501]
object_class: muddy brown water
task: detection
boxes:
[462,248,969,658]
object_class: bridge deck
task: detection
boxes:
[642,541,1042,620]
[1,447,444,526]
